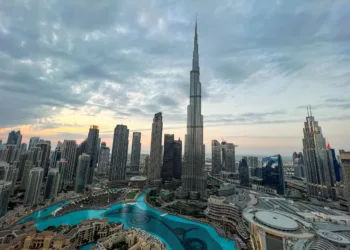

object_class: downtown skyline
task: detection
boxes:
[1,1,350,156]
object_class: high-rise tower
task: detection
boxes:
[110,125,129,181]
[130,132,142,172]
[303,106,334,198]
[182,19,206,198]
[86,125,99,184]
[148,113,163,182]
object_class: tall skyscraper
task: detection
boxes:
[44,168,60,200]
[35,140,51,177]
[162,134,175,182]
[24,167,44,206]
[303,107,334,198]
[28,137,40,150]
[130,132,141,172]
[221,142,236,173]
[149,113,163,182]
[6,130,22,148]
[61,140,77,187]
[98,142,110,175]
[174,138,182,180]
[144,155,150,176]
[0,181,12,217]
[17,153,28,181]
[262,155,285,195]
[182,20,206,198]
[110,125,129,181]
[340,150,350,212]
[211,140,222,174]
[0,161,10,180]
[293,152,305,178]
[328,143,342,182]
[49,146,62,169]
[239,157,250,187]
[86,125,99,184]
[20,147,40,190]
[75,153,90,194]
[57,159,68,191]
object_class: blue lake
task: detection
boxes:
[18,194,235,250]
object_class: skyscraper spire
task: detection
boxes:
[192,14,199,72]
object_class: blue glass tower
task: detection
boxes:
[262,155,285,195]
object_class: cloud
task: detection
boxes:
[0,0,349,154]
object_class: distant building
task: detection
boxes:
[239,157,250,187]
[44,168,60,201]
[303,107,334,198]
[49,146,61,169]
[130,132,141,172]
[24,167,44,206]
[149,112,163,182]
[98,142,110,175]
[75,153,90,194]
[211,140,222,174]
[19,143,27,155]
[144,155,150,176]
[293,152,304,178]
[110,125,129,181]
[86,125,99,184]
[0,181,11,217]
[6,130,22,148]
[262,155,285,195]
[221,142,236,173]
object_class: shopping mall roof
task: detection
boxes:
[254,211,299,231]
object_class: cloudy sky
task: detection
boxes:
[0,0,350,157]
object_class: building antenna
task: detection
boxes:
[307,106,309,117]
[309,105,312,117]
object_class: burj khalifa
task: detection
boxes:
[182,19,206,199]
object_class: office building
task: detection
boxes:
[17,153,28,181]
[303,107,334,198]
[44,168,60,200]
[109,125,129,181]
[144,155,150,176]
[0,181,12,217]
[212,140,222,174]
[262,155,285,195]
[239,157,250,187]
[130,132,141,172]
[0,161,10,180]
[24,167,44,206]
[61,140,77,187]
[86,125,99,184]
[182,20,207,199]
[149,113,163,182]
[173,138,182,180]
[75,153,90,194]
[28,137,40,150]
[98,142,110,175]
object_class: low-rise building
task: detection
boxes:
[94,227,167,250]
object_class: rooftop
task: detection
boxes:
[255,211,299,231]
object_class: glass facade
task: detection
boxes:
[262,155,285,195]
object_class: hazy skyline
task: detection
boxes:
[0,0,350,156]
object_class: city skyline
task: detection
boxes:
[1,1,350,156]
